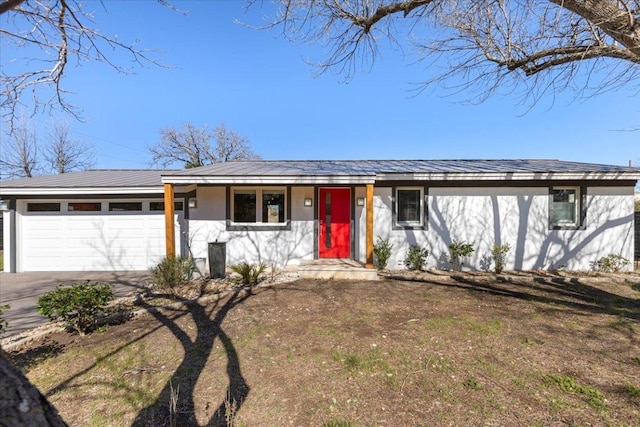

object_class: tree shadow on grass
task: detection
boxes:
[458,275,640,321]
[37,285,255,427]
[130,288,253,427]
[399,274,640,322]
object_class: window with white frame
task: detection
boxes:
[231,188,286,224]
[396,187,424,227]
[550,187,582,228]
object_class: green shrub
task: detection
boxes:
[37,282,114,335]
[404,245,429,271]
[373,236,393,270]
[590,253,630,273]
[491,243,511,274]
[448,240,474,270]
[0,304,9,334]
[231,262,267,286]
[150,256,195,290]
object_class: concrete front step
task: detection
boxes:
[297,259,380,281]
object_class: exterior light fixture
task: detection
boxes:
[188,199,198,209]
[304,198,313,207]
[0,199,8,211]
[356,197,365,206]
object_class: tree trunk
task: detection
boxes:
[0,351,68,427]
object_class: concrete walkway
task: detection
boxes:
[0,271,151,338]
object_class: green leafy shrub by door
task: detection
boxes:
[373,236,393,270]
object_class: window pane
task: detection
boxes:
[234,191,256,222]
[68,202,101,212]
[150,202,184,211]
[551,189,577,225]
[27,203,60,212]
[109,202,142,212]
[397,189,421,224]
[262,191,285,223]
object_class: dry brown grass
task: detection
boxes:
[8,272,640,426]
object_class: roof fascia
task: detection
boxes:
[162,176,376,185]
[376,171,640,181]
[0,187,164,196]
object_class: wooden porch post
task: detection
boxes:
[365,183,374,269]
[164,183,175,258]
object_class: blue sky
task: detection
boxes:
[2,0,639,169]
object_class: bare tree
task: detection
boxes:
[255,0,640,103]
[0,117,39,179]
[150,123,261,169]
[0,0,168,128]
[0,119,94,179]
[43,121,95,174]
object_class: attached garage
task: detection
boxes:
[1,170,188,273]
[19,202,182,271]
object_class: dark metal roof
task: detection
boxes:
[164,159,639,177]
[1,160,637,191]
[0,169,174,189]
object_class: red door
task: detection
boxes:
[319,188,351,258]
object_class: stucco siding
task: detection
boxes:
[188,186,315,269]
[189,184,634,272]
[371,186,634,271]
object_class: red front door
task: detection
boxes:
[319,188,351,258]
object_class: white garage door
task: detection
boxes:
[20,210,182,272]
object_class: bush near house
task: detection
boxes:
[590,254,630,273]
[231,262,267,287]
[405,245,429,271]
[37,282,114,335]
[448,240,475,271]
[491,243,511,274]
[150,256,195,291]
[373,237,393,270]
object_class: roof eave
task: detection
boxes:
[162,175,376,185]
[0,186,164,196]
[376,171,640,181]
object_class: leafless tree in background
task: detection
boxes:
[0,118,95,179]
[256,0,640,103]
[43,121,96,174]
[0,0,169,128]
[0,117,39,178]
[149,123,261,169]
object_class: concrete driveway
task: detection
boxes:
[0,271,151,338]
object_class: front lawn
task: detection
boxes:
[7,272,640,426]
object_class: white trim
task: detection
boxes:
[376,172,640,181]
[0,187,164,196]
[161,171,640,185]
[163,176,375,185]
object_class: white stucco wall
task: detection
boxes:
[372,186,635,271]
[188,184,635,272]
[188,186,315,269]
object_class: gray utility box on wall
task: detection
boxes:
[208,241,226,279]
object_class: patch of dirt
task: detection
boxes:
[6,271,640,426]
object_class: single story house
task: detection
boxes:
[1,159,639,273]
